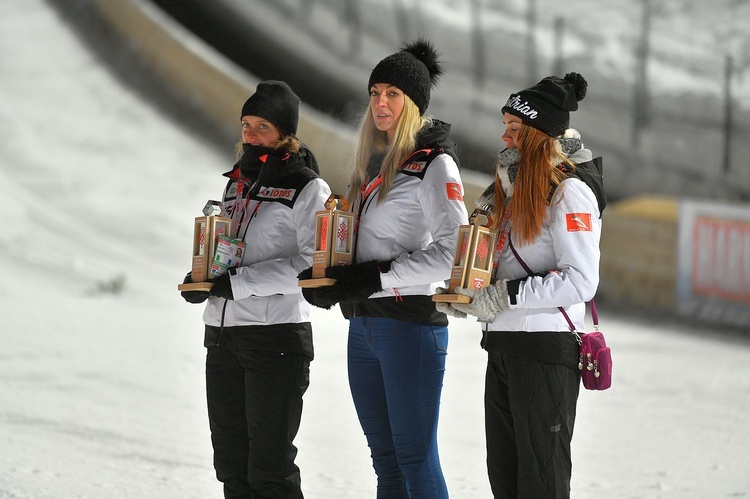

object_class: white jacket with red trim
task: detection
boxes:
[353,149,469,299]
[484,154,602,333]
[202,151,331,328]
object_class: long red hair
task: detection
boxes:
[493,125,570,245]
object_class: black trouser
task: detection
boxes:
[484,350,580,499]
[206,346,310,499]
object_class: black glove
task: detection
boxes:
[180,272,210,304]
[319,260,390,306]
[209,271,234,300]
[297,267,334,310]
[297,261,390,309]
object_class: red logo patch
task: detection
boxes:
[566,213,592,232]
[446,182,463,201]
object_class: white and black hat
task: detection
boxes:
[368,38,443,115]
[502,72,588,137]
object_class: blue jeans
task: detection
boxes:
[347,317,449,499]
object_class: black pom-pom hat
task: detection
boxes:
[502,72,588,137]
[368,38,443,115]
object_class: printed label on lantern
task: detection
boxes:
[566,213,592,232]
[317,216,329,252]
[473,277,485,289]
[474,233,491,269]
[197,222,206,256]
[450,267,464,281]
[335,217,350,253]
[455,230,470,266]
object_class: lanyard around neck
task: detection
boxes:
[232,177,262,240]
[490,202,513,282]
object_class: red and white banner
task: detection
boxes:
[678,200,750,327]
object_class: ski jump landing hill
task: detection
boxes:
[81,0,750,329]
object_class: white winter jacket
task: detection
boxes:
[484,157,602,333]
[203,154,331,329]
[353,150,469,299]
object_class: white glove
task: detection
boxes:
[452,280,510,322]
[434,287,468,319]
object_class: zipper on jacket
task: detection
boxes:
[216,299,229,346]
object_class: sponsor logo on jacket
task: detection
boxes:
[446,182,463,201]
[257,186,296,201]
[401,161,427,173]
[566,212,592,231]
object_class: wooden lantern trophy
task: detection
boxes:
[177,200,232,292]
[433,209,497,304]
[299,194,355,288]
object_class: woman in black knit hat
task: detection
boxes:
[301,40,468,498]
[439,73,606,498]
[181,80,331,498]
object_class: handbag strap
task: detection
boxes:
[507,232,597,334]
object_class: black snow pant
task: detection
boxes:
[484,349,580,499]
[206,345,310,499]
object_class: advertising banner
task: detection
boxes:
[677,200,750,327]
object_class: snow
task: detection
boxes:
[1,1,750,497]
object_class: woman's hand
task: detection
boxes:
[452,280,510,321]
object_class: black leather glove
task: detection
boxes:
[209,271,234,300]
[297,267,333,310]
[318,260,390,307]
[297,261,391,309]
[180,272,210,304]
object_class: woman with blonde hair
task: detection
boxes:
[301,39,468,498]
[441,72,606,498]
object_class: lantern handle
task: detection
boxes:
[469,208,493,228]
[324,194,349,212]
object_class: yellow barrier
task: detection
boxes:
[599,196,678,310]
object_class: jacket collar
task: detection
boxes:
[416,119,460,167]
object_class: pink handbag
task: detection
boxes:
[570,302,612,390]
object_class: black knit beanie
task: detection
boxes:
[502,72,588,137]
[368,38,443,115]
[240,80,300,136]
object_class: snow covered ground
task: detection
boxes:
[1,1,749,497]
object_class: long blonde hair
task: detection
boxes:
[347,96,429,206]
[493,125,572,245]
